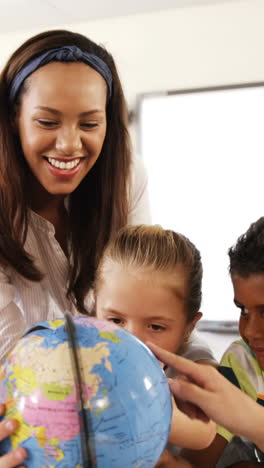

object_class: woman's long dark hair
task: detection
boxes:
[0,29,131,313]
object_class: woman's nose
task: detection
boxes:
[55,127,82,155]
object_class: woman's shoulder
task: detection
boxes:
[128,156,151,224]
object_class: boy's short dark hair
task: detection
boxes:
[228,217,264,277]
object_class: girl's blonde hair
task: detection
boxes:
[95,224,202,322]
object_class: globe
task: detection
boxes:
[0,316,172,467]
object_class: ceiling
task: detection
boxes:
[0,0,241,34]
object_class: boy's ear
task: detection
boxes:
[184,312,202,342]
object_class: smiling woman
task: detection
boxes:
[0,30,151,357]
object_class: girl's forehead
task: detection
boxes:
[100,260,188,296]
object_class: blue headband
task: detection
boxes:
[9,45,113,104]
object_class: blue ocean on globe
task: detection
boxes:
[0,316,172,467]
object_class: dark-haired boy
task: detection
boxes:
[182,217,264,467]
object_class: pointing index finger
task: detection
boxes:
[147,341,209,387]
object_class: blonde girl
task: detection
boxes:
[94,224,216,463]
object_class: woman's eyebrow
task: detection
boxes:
[34,105,61,115]
[34,105,104,116]
[79,110,105,117]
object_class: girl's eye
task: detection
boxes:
[149,324,166,332]
[107,317,123,325]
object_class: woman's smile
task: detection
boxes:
[44,156,84,179]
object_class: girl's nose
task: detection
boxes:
[126,323,146,345]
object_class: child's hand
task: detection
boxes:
[0,404,27,468]
[170,375,209,423]
[147,341,264,451]
[168,393,216,449]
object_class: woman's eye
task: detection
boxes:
[149,324,165,332]
[37,120,57,127]
[81,122,98,129]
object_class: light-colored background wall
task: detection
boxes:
[1,0,264,112]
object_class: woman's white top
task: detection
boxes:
[0,158,151,360]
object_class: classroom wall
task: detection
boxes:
[0,0,264,114]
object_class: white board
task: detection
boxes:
[139,85,264,322]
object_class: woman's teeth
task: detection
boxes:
[47,158,80,170]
